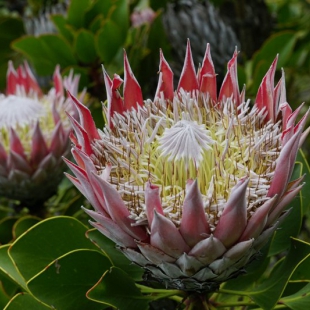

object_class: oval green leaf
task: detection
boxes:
[95,20,124,63]
[4,293,52,310]
[74,30,97,64]
[87,266,150,310]
[9,216,98,282]
[27,249,111,310]
[12,216,40,240]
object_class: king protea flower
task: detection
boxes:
[65,41,309,292]
[0,61,83,210]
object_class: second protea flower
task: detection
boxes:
[65,41,309,292]
[0,61,83,211]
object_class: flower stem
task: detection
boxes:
[136,283,184,296]
[218,288,250,296]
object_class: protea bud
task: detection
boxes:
[65,41,309,292]
[0,61,83,211]
[162,0,239,84]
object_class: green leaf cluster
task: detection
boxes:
[0,216,148,310]
[11,0,129,95]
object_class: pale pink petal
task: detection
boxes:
[123,51,143,111]
[30,122,49,165]
[53,65,64,97]
[67,92,100,140]
[214,177,248,247]
[6,61,18,95]
[137,242,176,264]
[66,112,93,155]
[239,195,277,241]
[280,102,292,132]
[219,49,240,106]
[154,49,174,101]
[63,158,107,216]
[8,151,32,174]
[180,179,211,247]
[91,174,147,241]
[177,40,199,92]
[23,61,42,96]
[102,67,124,128]
[267,184,304,226]
[255,56,278,122]
[89,220,137,248]
[150,211,190,258]
[268,124,304,198]
[9,128,26,160]
[145,181,164,226]
[198,43,217,102]
[0,142,8,165]
[224,239,254,261]
[189,235,226,265]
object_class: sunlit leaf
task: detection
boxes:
[281,282,310,310]
[0,245,26,289]
[9,217,98,282]
[12,216,40,240]
[3,293,52,310]
[27,249,111,310]
[247,238,310,310]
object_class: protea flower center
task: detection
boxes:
[0,95,44,129]
[0,95,59,152]
[65,41,309,292]
[96,90,280,230]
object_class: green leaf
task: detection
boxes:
[74,30,97,64]
[246,238,310,310]
[66,0,92,29]
[109,0,129,37]
[268,196,302,256]
[269,150,310,256]
[0,245,27,289]
[290,255,310,282]
[252,31,297,70]
[50,14,74,43]
[0,17,25,50]
[0,270,20,299]
[281,282,310,310]
[28,249,111,310]
[85,0,128,32]
[0,287,10,310]
[89,15,104,33]
[95,20,124,63]
[0,217,17,244]
[12,35,77,75]
[295,150,310,213]
[4,293,52,310]
[9,216,98,282]
[86,229,143,281]
[250,31,298,92]
[87,266,150,310]
[12,216,40,240]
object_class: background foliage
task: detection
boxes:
[0,0,310,309]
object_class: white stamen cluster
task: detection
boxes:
[0,95,44,129]
[94,90,281,227]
